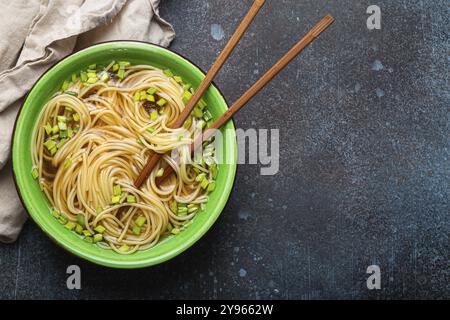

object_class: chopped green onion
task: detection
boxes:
[71,74,77,82]
[210,164,218,179]
[147,87,157,95]
[76,214,85,227]
[58,217,67,225]
[182,91,192,104]
[88,64,97,70]
[183,220,193,227]
[75,224,83,235]
[73,113,80,122]
[52,125,59,134]
[156,168,164,177]
[63,159,72,169]
[134,92,140,101]
[64,221,76,230]
[66,91,77,96]
[49,146,57,156]
[163,69,173,77]
[174,75,183,83]
[195,173,206,182]
[52,210,60,219]
[57,138,67,149]
[87,72,97,78]
[44,139,56,150]
[192,107,203,118]
[118,61,130,67]
[183,83,192,91]
[113,184,121,196]
[127,195,136,203]
[95,207,102,214]
[200,177,209,189]
[156,98,167,107]
[84,236,93,243]
[167,223,173,232]
[203,110,213,121]
[58,122,67,131]
[86,77,97,84]
[57,115,67,123]
[80,71,88,82]
[83,230,93,237]
[188,206,198,213]
[111,195,121,204]
[117,69,125,79]
[146,126,155,134]
[31,168,39,180]
[119,244,129,252]
[132,225,141,235]
[94,225,106,234]
[170,201,177,213]
[59,130,68,138]
[44,124,53,135]
[150,110,158,121]
[135,216,146,227]
[198,98,207,109]
[62,81,70,91]
[112,63,119,72]
[146,94,155,102]
[183,117,192,129]
[171,228,180,235]
[207,182,216,192]
[93,234,103,242]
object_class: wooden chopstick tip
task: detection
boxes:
[310,14,335,38]
[255,0,266,7]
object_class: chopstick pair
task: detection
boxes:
[134,0,334,188]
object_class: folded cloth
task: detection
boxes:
[0,0,175,243]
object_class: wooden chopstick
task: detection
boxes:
[155,15,335,185]
[134,0,266,188]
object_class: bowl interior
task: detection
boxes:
[12,42,237,268]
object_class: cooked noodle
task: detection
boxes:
[31,62,217,254]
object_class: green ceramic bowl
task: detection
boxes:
[12,41,237,268]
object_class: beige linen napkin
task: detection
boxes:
[0,0,175,243]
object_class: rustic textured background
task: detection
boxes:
[1,0,449,299]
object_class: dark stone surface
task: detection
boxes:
[1,0,449,299]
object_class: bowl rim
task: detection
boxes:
[11,40,237,268]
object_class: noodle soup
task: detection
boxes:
[31,61,218,254]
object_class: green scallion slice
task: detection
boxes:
[132,226,141,235]
[163,69,173,77]
[94,225,106,234]
[111,195,121,204]
[76,214,85,227]
[135,216,146,227]
[113,184,121,196]
[31,168,39,180]
[93,234,103,243]
[64,221,76,230]
[156,98,167,107]
[147,87,157,95]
